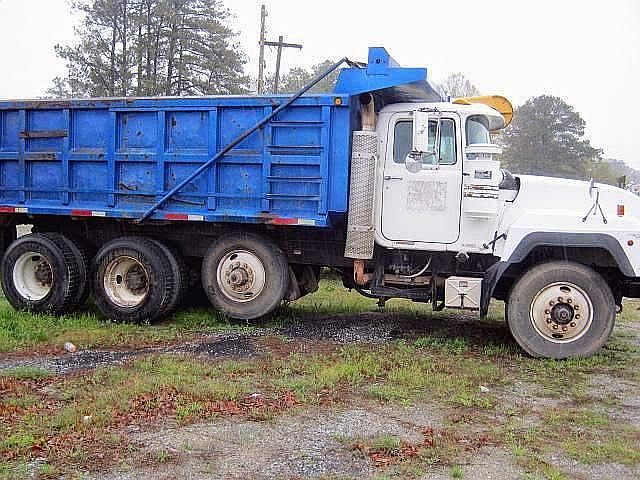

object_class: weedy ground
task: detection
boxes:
[0,275,639,479]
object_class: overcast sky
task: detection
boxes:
[0,0,638,166]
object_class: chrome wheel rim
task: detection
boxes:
[12,251,53,301]
[103,256,149,308]
[530,282,593,343]
[216,250,266,303]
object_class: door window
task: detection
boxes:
[392,119,457,165]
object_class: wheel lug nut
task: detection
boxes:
[549,300,555,306]
[552,324,558,330]
[567,298,572,304]
[575,314,581,320]
[546,318,552,324]
[562,326,568,332]
[574,305,579,310]
[545,309,550,314]
[557,296,563,302]
[570,322,576,327]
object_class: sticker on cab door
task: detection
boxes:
[406,180,447,212]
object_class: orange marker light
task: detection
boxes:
[334,97,343,106]
[617,204,625,216]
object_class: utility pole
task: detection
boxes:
[264,35,303,93]
[256,4,302,94]
[257,5,267,94]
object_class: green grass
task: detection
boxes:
[369,435,403,454]
[268,339,505,408]
[0,299,258,353]
[0,432,37,452]
[450,464,464,478]
[0,366,50,380]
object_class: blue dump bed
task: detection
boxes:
[0,95,352,226]
[0,48,442,227]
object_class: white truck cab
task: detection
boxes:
[347,95,640,359]
[375,102,509,254]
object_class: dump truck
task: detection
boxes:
[0,47,638,359]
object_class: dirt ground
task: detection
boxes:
[2,307,640,480]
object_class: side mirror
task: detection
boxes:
[405,152,423,173]
[413,110,431,153]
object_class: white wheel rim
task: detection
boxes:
[530,282,593,343]
[216,249,266,303]
[103,256,149,308]
[12,251,53,301]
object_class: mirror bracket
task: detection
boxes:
[408,108,442,173]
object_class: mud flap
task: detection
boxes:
[285,265,320,301]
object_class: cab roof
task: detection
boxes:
[380,102,507,130]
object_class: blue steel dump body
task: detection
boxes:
[0,96,351,226]
[0,48,440,227]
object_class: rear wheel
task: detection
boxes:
[41,233,90,308]
[91,237,176,323]
[202,233,288,320]
[1,233,80,314]
[507,261,615,359]
[147,238,188,316]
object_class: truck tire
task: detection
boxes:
[201,232,288,320]
[147,238,188,316]
[507,261,615,359]
[40,233,90,308]
[1,233,80,314]
[91,237,176,323]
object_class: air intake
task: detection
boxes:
[344,130,378,259]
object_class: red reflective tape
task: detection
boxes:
[164,213,189,220]
[71,209,92,216]
[0,206,15,213]
[272,217,297,225]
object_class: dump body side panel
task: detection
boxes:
[0,95,351,227]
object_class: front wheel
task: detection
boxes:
[201,233,289,320]
[507,261,615,359]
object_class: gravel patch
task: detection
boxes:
[417,447,524,479]
[91,403,444,480]
[281,310,510,345]
[0,333,261,375]
[549,453,640,480]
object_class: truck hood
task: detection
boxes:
[497,173,640,253]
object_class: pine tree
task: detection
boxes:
[48,0,248,97]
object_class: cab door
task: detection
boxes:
[380,113,462,244]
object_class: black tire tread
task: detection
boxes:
[147,238,188,317]
[40,233,90,308]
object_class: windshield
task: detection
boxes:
[466,115,491,145]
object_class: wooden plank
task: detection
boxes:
[19,129,68,139]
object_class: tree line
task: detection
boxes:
[48,0,632,184]
[49,0,248,97]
